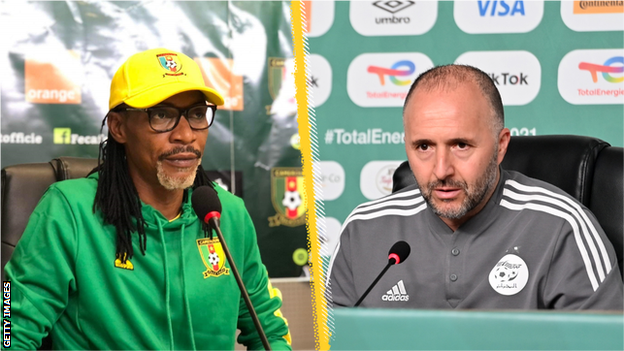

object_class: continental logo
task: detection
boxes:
[25,50,83,104]
[562,1,623,31]
[573,1,623,14]
[53,128,106,145]
[195,57,243,111]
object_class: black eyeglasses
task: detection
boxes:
[116,103,217,133]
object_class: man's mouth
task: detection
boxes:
[433,187,462,200]
[159,146,202,169]
[163,153,200,168]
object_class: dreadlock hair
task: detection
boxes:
[91,111,214,263]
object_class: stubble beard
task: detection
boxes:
[156,159,200,190]
[421,150,499,220]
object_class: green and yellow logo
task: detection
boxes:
[53,128,71,144]
[197,237,230,278]
[268,167,307,227]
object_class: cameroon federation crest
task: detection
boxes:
[157,53,184,77]
[268,167,307,227]
[197,238,230,278]
[265,57,296,115]
[268,57,287,100]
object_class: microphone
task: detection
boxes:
[191,186,222,237]
[191,186,272,351]
[354,241,411,307]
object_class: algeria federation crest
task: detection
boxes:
[268,167,307,227]
[157,53,184,77]
[197,238,230,278]
[489,254,529,296]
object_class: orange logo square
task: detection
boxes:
[195,57,244,111]
[303,1,312,33]
[573,1,624,14]
[25,50,83,104]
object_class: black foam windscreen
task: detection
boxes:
[191,186,222,222]
[389,241,411,264]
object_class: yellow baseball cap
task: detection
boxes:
[109,48,224,110]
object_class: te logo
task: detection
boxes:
[478,0,526,16]
[367,60,415,86]
[579,56,624,83]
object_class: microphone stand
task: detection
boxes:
[211,218,272,350]
[354,259,396,307]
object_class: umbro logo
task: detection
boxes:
[381,279,409,301]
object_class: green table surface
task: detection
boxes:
[330,308,624,350]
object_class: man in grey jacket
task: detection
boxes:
[328,64,623,310]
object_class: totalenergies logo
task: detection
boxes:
[367,60,415,86]
[579,56,624,83]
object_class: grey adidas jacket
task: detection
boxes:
[328,168,623,310]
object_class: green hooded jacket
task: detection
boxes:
[5,173,291,350]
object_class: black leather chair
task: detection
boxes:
[1,157,99,279]
[1,157,97,350]
[1,157,243,280]
[392,135,623,278]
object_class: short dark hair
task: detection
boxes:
[403,64,504,134]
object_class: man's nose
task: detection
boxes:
[433,149,454,180]
[170,115,196,144]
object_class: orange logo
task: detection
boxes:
[303,1,312,33]
[195,57,243,111]
[573,1,623,14]
[25,50,83,104]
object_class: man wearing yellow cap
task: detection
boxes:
[4,48,291,350]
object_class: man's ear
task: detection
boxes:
[107,111,127,144]
[497,128,511,165]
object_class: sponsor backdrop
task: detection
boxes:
[305,1,624,265]
[0,1,308,278]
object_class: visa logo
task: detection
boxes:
[478,1,526,16]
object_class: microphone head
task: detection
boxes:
[388,241,410,265]
[191,186,222,222]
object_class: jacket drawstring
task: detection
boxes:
[157,219,175,350]
[179,223,198,350]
